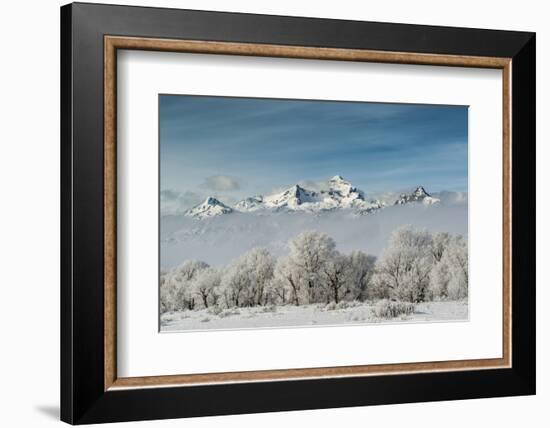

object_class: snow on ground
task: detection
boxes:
[160,300,468,332]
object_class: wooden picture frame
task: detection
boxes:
[61,2,535,424]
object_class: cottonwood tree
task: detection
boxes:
[346,251,377,300]
[432,232,451,262]
[192,267,222,308]
[162,228,467,312]
[219,260,250,308]
[322,253,351,304]
[373,226,434,302]
[286,231,337,304]
[429,235,468,300]
[159,270,173,312]
[219,248,275,307]
[241,248,275,306]
[161,260,209,311]
[264,275,288,305]
[447,236,468,299]
[428,257,451,299]
[273,256,302,306]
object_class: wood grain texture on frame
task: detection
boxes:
[104,36,117,390]
[104,36,512,391]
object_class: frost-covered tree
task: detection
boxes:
[322,253,351,303]
[161,228,466,313]
[264,275,288,305]
[372,226,434,302]
[286,231,337,304]
[428,257,451,299]
[432,232,451,262]
[159,270,172,312]
[219,260,250,308]
[192,267,222,308]
[273,256,302,306]
[214,233,374,307]
[346,251,377,301]
[241,248,275,306]
[219,248,275,307]
[429,235,468,300]
[160,260,209,311]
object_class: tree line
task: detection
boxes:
[160,226,468,313]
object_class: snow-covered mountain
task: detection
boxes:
[183,177,440,219]
[234,195,264,212]
[394,186,440,206]
[262,184,319,210]
[184,197,233,219]
[237,175,383,213]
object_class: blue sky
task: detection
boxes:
[160,95,467,210]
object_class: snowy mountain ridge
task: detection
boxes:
[185,176,439,219]
[394,186,440,206]
[185,197,233,219]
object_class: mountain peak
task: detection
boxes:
[234,195,263,212]
[292,184,310,198]
[413,186,430,197]
[395,186,439,206]
[327,175,361,199]
[185,197,233,219]
[262,184,317,209]
[235,175,369,213]
[184,177,442,220]
[204,196,223,205]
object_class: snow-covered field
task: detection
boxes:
[160,300,468,332]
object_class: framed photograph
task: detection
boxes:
[61,2,535,424]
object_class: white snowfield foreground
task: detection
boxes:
[160,300,468,332]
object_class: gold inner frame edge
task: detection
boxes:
[104,36,512,391]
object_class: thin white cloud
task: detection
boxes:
[202,175,241,191]
[160,189,240,215]
[161,190,204,215]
